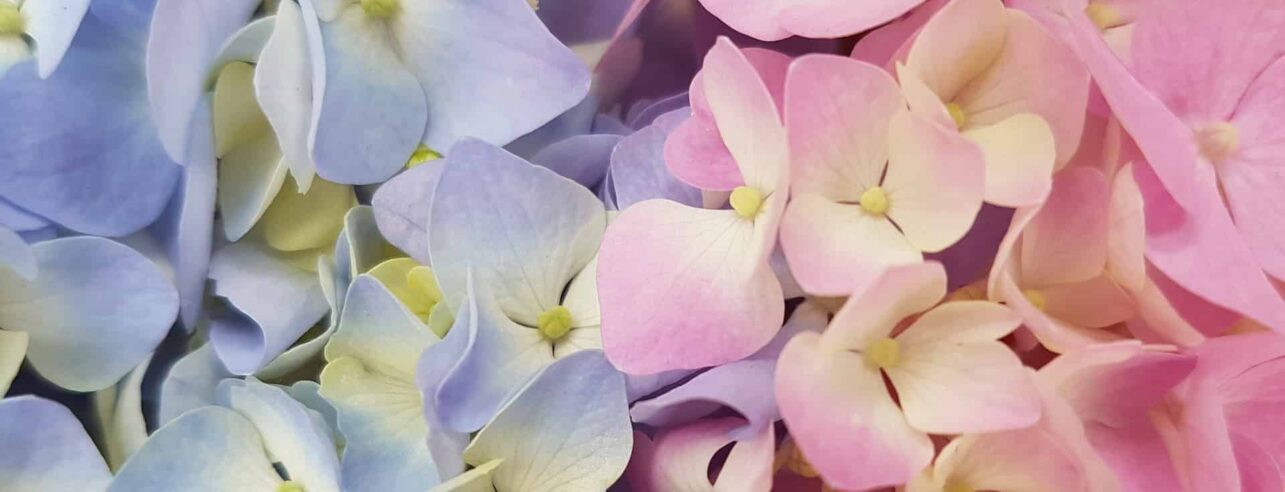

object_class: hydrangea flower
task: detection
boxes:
[780,54,984,295]
[776,262,1040,490]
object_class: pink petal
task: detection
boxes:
[776,332,933,490]
[1129,0,1285,122]
[1041,274,1135,329]
[701,37,788,193]
[952,10,1090,165]
[896,63,957,130]
[633,418,774,492]
[850,0,946,67]
[822,261,945,351]
[665,48,791,192]
[779,194,921,297]
[963,113,1056,207]
[926,375,1118,492]
[1107,164,1147,293]
[775,0,926,39]
[889,301,1042,434]
[785,54,904,201]
[695,0,790,41]
[1221,57,1285,281]
[1040,341,1195,428]
[598,200,784,374]
[904,0,1007,100]
[883,111,986,253]
[1020,166,1110,287]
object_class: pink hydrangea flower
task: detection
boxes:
[776,262,1041,490]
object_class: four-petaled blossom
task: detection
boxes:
[776,262,1041,490]
[780,53,985,296]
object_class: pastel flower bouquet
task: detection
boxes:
[0,0,1282,490]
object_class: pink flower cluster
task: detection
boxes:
[601,0,1285,489]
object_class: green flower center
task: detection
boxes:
[537,306,573,341]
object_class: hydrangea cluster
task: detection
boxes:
[1,0,1283,490]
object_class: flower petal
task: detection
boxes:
[780,194,922,296]
[630,358,778,440]
[0,396,110,490]
[822,261,945,351]
[311,7,426,184]
[785,54,904,201]
[208,243,329,375]
[963,113,1056,207]
[0,330,27,395]
[463,351,632,492]
[222,379,342,491]
[776,0,925,39]
[776,332,933,490]
[20,0,91,78]
[0,225,35,279]
[109,407,281,491]
[598,200,782,373]
[0,237,176,392]
[1020,166,1111,287]
[701,37,787,192]
[883,111,986,252]
[371,161,442,265]
[157,344,233,426]
[888,302,1041,434]
[904,0,1007,100]
[1221,57,1285,281]
[326,275,436,379]
[0,13,180,236]
[256,0,317,191]
[613,109,702,209]
[429,139,606,324]
[391,0,590,149]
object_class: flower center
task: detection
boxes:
[276,481,305,492]
[730,186,764,220]
[946,102,968,129]
[537,306,573,341]
[405,144,440,168]
[1194,121,1239,163]
[1023,289,1047,311]
[1084,3,1125,30]
[944,480,975,492]
[859,186,889,216]
[0,3,23,36]
[361,0,399,18]
[865,337,900,369]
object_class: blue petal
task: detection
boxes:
[392,0,590,149]
[0,237,177,392]
[109,406,282,491]
[529,133,621,190]
[145,0,258,162]
[207,243,328,375]
[428,139,605,324]
[432,278,553,433]
[609,108,700,209]
[0,396,111,490]
[462,351,633,491]
[149,96,217,331]
[311,7,426,184]
[158,344,234,426]
[222,379,342,491]
[372,162,442,265]
[0,11,180,236]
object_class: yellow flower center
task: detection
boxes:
[276,481,306,492]
[537,306,573,341]
[865,337,900,369]
[1084,3,1125,31]
[859,186,889,216]
[405,144,441,169]
[1023,289,1047,311]
[361,0,399,18]
[944,480,975,492]
[0,3,23,36]
[1194,121,1239,163]
[946,102,968,130]
[729,186,764,220]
